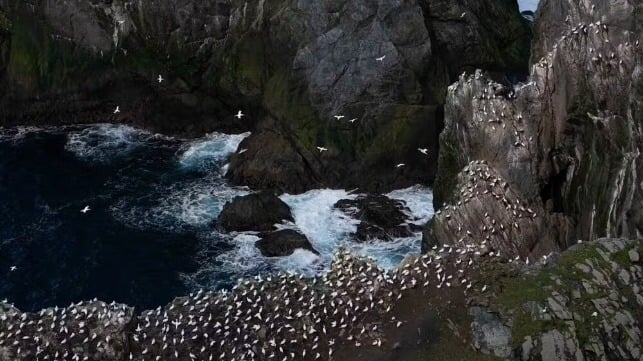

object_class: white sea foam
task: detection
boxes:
[278,186,434,271]
[111,177,249,232]
[0,126,59,144]
[280,189,360,257]
[182,186,434,291]
[65,124,150,162]
[386,185,434,224]
[178,132,250,172]
[274,249,323,276]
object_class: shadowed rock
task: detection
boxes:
[216,192,293,232]
[256,229,319,257]
[335,194,415,242]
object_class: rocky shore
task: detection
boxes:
[0,0,531,193]
[1,238,640,361]
[0,0,642,360]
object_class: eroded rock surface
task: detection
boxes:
[429,0,642,257]
[0,0,530,192]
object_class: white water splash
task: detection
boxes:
[386,185,434,225]
[0,126,58,144]
[280,189,360,256]
[65,124,151,162]
[178,132,250,172]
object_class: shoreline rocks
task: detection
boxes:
[216,192,294,232]
[255,229,319,257]
[335,194,415,242]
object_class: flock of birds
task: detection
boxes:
[3,4,639,361]
[1,243,502,361]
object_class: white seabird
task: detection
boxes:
[80,205,91,214]
[235,110,245,119]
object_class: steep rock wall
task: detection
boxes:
[0,0,530,193]
[428,0,642,257]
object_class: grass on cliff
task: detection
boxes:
[489,244,614,348]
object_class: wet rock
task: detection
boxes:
[335,195,414,242]
[226,130,321,193]
[255,229,319,257]
[216,192,294,232]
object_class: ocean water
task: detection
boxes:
[0,125,433,311]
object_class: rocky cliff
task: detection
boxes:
[426,0,642,258]
[1,238,639,361]
[0,0,530,193]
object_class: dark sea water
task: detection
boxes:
[0,125,251,311]
[0,125,433,312]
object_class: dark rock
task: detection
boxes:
[216,192,293,232]
[335,195,414,242]
[0,0,531,192]
[226,129,321,193]
[255,229,319,257]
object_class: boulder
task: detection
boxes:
[255,229,319,257]
[335,195,414,242]
[226,129,321,193]
[217,192,294,232]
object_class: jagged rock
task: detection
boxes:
[510,238,643,361]
[335,195,414,242]
[469,306,512,358]
[429,0,642,253]
[538,329,583,361]
[226,129,321,193]
[0,0,530,193]
[216,192,293,232]
[423,161,553,258]
[255,229,319,257]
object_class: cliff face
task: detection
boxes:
[427,0,642,257]
[0,0,530,193]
